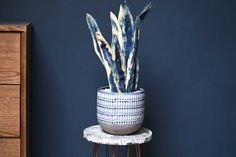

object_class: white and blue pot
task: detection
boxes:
[97,87,145,135]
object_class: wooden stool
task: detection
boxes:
[83,125,152,157]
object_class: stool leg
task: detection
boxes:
[112,145,115,157]
[126,145,130,157]
[135,145,138,157]
[93,143,99,157]
[106,145,109,157]
[96,144,99,157]
[137,144,141,157]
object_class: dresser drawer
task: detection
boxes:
[0,138,20,157]
[0,33,20,84]
[0,85,20,137]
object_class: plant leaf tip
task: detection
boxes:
[86,13,92,20]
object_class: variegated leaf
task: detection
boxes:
[96,32,123,92]
[86,14,104,63]
[110,12,126,74]
[118,3,134,63]
[134,56,139,90]
[108,72,118,92]
[126,17,141,92]
[125,49,136,92]
[138,1,152,21]
[112,35,126,92]
[128,1,152,91]
[86,2,152,93]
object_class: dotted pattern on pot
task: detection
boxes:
[97,90,145,125]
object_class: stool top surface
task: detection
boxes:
[83,125,152,145]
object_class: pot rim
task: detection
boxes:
[97,86,145,95]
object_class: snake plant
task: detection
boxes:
[86,1,152,92]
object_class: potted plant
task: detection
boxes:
[86,1,152,135]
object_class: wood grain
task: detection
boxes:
[0,23,30,157]
[0,33,20,84]
[0,138,20,157]
[20,24,31,157]
[0,23,30,32]
[0,85,20,137]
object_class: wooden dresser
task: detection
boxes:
[0,23,30,157]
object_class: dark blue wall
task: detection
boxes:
[0,0,236,156]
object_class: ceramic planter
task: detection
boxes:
[97,87,145,135]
